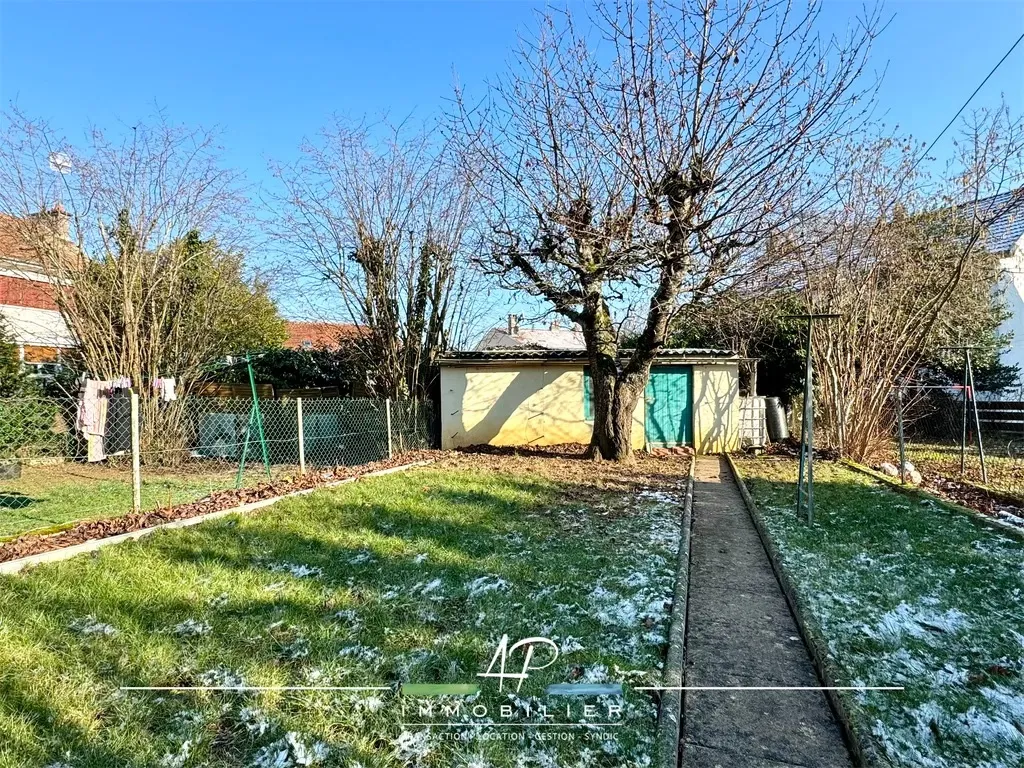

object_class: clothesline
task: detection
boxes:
[76,376,178,462]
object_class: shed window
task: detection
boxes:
[583,367,593,422]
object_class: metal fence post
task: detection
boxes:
[130,391,142,513]
[895,386,907,484]
[296,397,306,475]
[385,398,393,459]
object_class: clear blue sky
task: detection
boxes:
[2,0,1023,320]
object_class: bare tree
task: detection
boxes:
[0,111,283,456]
[453,0,880,460]
[803,107,1024,461]
[268,120,487,400]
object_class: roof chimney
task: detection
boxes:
[507,314,520,335]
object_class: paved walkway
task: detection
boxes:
[680,456,851,768]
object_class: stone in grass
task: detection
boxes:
[877,461,922,484]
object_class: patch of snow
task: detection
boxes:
[68,615,117,637]
[158,740,192,768]
[558,636,585,654]
[173,618,211,637]
[271,563,323,579]
[393,729,431,762]
[281,637,310,660]
[197,666,246,689]
[240,706,271,736]
[251,732,328,767]
[466,575,509,598]
[861,601,969,645]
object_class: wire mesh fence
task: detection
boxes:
[0,394,434,540]
[896,387,1024,498]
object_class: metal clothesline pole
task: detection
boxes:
[235,352,272,488]
[788,313,842,525]
[939,345,988,485]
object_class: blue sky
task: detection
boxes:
[2,0,1023,321]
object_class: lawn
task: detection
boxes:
[0,462,298,540]
[734,457,1024,768]
[0,456,686,767]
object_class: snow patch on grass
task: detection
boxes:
[68,615,117,637]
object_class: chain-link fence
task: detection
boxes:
[0,394,434,540]
[896,387,1024,498]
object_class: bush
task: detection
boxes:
[0,398,74,459]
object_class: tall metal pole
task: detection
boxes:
[296,397,306,475]
[797,321,815,523]
[791,313,841,525]
[246,353,272,479]
[960,353,969,476]
[130,391,142,513]
[966,350,989,484]
[895,385,907,484]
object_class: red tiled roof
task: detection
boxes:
[284,321,363,350]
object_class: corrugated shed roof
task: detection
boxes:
[440,347,736,364]
[476,326,587,351]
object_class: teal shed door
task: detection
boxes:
[645,366,693,447]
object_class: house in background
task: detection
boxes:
[284,320,362,351]
[476,314,586,351]
[439,348,740,454]
[978,190,1024,392]
[0,210,76,373]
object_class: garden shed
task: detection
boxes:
[439,348,740,453]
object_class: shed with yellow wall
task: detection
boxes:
[439,349,740,454]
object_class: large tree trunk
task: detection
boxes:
[581,296,646,462]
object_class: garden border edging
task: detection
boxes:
[840,459,1024,541]
[0,460,435,575]
[725,453,880,768]
[654,458,694,768]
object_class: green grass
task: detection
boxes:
[0,463,294,539]
[0,465,682,767]
[734,457,1024,768]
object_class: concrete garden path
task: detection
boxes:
[680,456,851,767]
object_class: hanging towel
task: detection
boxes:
[78,379,111,462]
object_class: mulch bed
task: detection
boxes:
[922,473,1024,531]
[0,450,438,564]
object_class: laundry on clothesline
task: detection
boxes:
[152,377,177,401]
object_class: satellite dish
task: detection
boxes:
[48,152,72,174]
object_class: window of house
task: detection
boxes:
[301,340,313,350]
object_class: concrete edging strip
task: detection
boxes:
[840,458,1024,541]
[655,458,694,768]
[725,453,880,768]
[0,459,435,576]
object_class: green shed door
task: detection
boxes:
[645,365,693,447]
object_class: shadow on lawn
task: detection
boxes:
[0,675,136,767]
[0,491,36,509]
[0,468,680,764]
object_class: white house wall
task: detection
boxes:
[0,304,75,347]
[999,239,1024,394]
